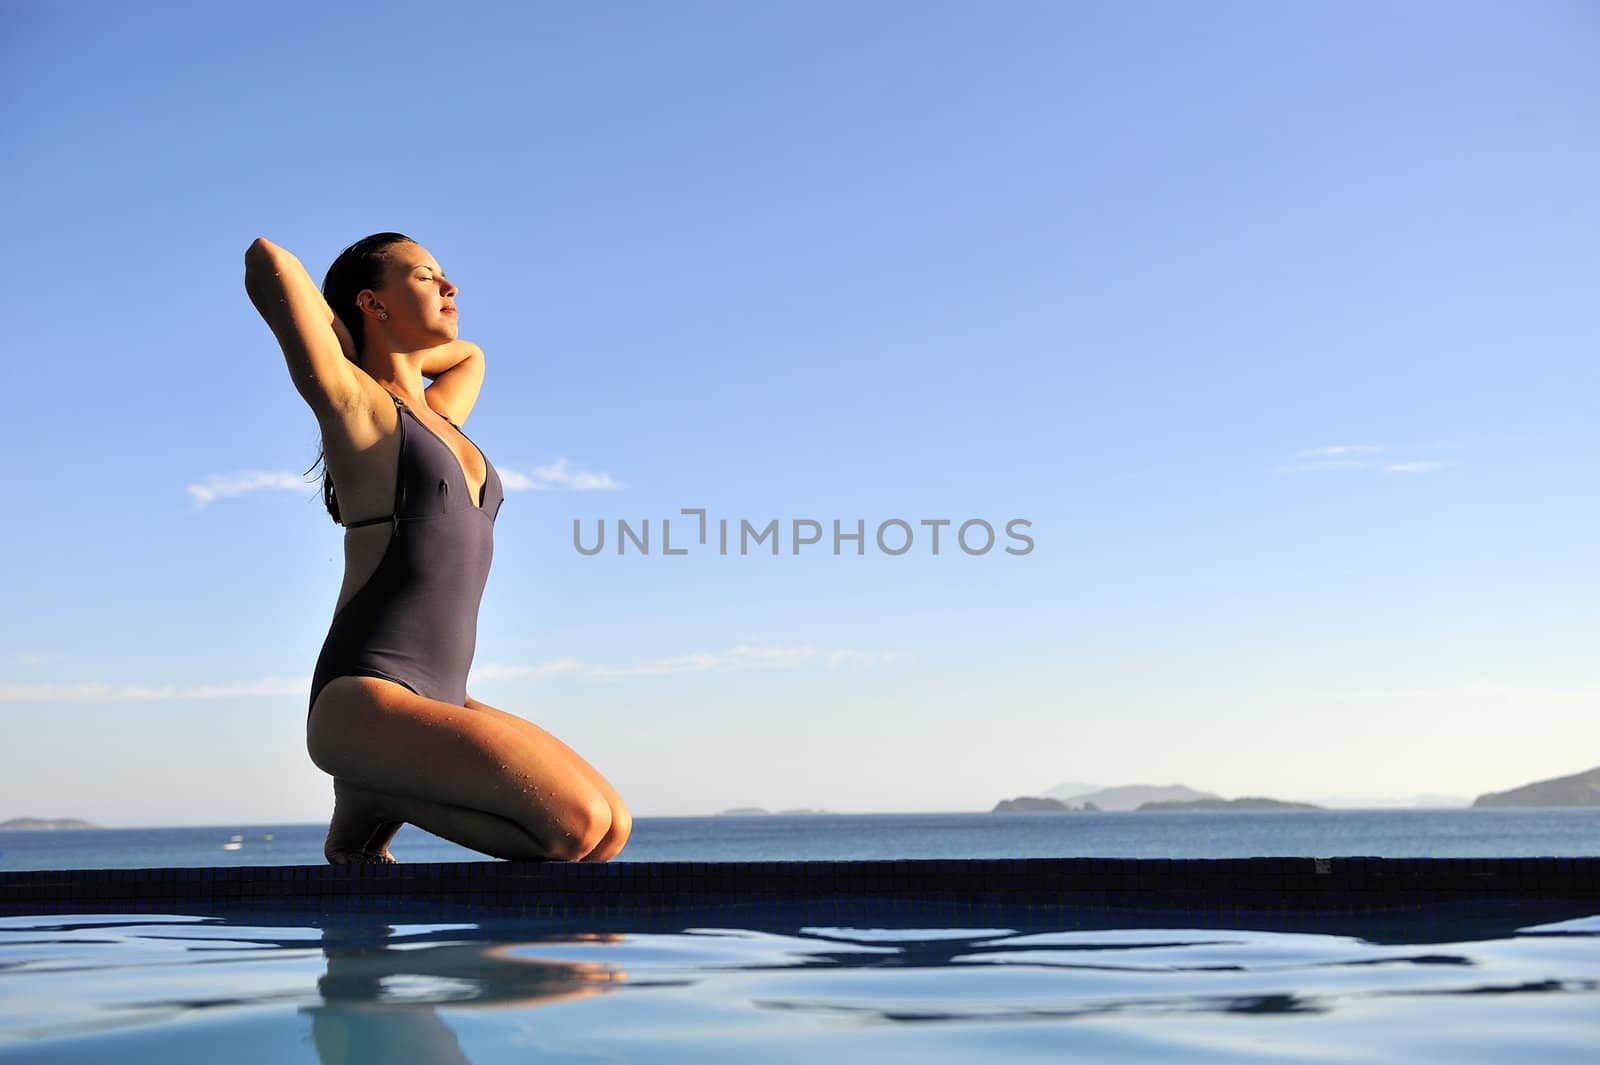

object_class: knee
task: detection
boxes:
[542,795,613,861]
[306,734,350,783]
[594,801,632,859]
[610,801,633,847]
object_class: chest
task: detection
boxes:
[403,410,499,513]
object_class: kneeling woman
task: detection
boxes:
[245,232,630,864]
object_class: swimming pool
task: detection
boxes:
[2,859,1597,1063]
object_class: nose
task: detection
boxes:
[441,275,459,297]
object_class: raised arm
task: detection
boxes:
[244,237,362,415]
[421,340,486,425]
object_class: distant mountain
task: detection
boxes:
[0,817,100,832]
[1139,797,1321,811]
[1052,784,1219,812]
[1473,766,1600,808]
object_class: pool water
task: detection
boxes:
[2,909,1596,1063]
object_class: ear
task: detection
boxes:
[356,289,387,322]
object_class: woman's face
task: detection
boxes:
[365,242,460,345]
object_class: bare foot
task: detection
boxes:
[363,819,403,861]
[326,847,398,866]
[325,779,402,865]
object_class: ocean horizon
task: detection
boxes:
[3,808,1596,872]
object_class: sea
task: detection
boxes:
[2,810,1596,1063]
[2,807,1597,871]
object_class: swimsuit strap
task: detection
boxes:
[340,392,409,530]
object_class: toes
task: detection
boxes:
[325,848,398,866]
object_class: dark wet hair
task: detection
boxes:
[309,232,415,524]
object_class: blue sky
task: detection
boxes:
[2,2,1595,826]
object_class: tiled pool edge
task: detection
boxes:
[2,857,1596,918]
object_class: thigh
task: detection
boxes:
[463,693,629,818]
[308,677,606,828]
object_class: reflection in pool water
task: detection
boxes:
[305,922,631,1064]
[0,910,1596,1063]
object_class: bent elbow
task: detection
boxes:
[244,237,270,269]
[243,237,289,281]
[243,240,292,310]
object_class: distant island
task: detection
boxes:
[715,807,831,816]
[999,784,1221,813]
[1013,767,1600,813]
[0,817,101,832]
[992,796,1099,812]
[1039,783,1221,811]
[994,793,1317,813]
[1473,765,1600,807]
[1138,797,1322,811]
[1047,780,1472,809]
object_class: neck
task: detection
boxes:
[358,347,432,402]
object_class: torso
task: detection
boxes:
[320,383,495,615]
[307,383,505,715]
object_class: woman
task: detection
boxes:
[245,233,630,864]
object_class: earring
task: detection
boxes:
[376,310,388,321]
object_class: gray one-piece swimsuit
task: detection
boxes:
[308,390,504,717]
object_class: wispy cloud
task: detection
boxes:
[0,676,309,703]
[187,470,308,508]
[477,645,899,680]
[1286,459,1377,472]
[1297,444,1381,457]
[1282,445,1454,475]
[1382,460,1454,474]
[1313,682,1600,708]
[191,457,620,505]
[0,647,896,703]
[501,458,623,492]
[468,657,588,682]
